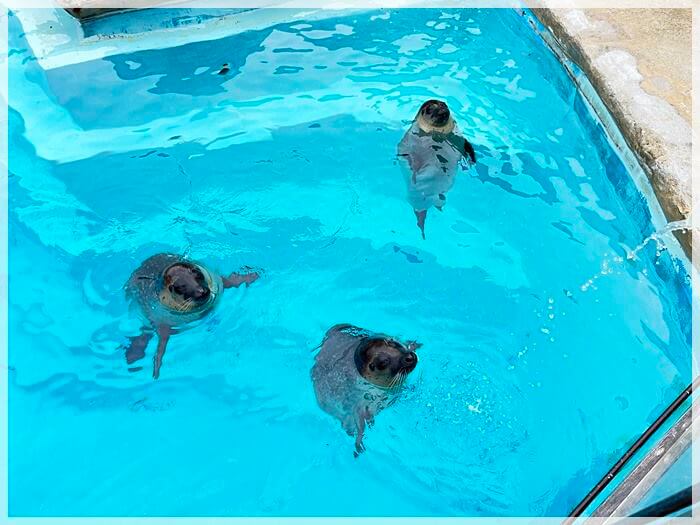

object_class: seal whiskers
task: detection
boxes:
[180,298,194,313]
[389,369,408,392]
[123,253,260,379]
[311,324,419,454]
[388,370,403,390]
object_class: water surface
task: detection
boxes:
[8,8,691,517]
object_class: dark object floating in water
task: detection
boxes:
[393,245,423,264]
[218,63,230,75]
[309,123,321,128]
[156,152,170,157]
[168,135,182,141]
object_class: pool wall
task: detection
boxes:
[521,6,691,371]
[522,8,694,517]
[530,8,692,258]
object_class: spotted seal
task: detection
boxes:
[123,253,259,379]
[311,324,420,455]
[397,99,476,238]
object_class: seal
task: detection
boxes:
[397,99,476,238]
[123,253,259,379]
[311,324,420,455]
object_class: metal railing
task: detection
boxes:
[565,376,699,523]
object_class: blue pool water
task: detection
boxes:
[8,8,691,517]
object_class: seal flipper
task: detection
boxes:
[353,412,367,457]
[125,329,153,365]
[152,325,172,380]
[414,209,427,240]
[223,268,260,289]
[464,139,476,164]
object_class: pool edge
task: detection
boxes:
[526,7,692,261]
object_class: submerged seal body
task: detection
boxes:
[311,324,420,455]
[123,253,259,379]
[397,99,476,238]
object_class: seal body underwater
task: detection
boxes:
[123,253,259,379]
[311,324,420,455]
[397,99,476,238]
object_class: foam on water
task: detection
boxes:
[580,218,691,292]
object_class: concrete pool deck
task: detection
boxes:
[531,8,692,257]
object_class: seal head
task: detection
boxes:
[354,338,419,389]
[417,99,455,134]
[159,262,214,313]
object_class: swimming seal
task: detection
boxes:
[123,253,259,379]
[311,324,420,455]
[397,99,476,238]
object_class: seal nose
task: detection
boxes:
[402,352,417,369]
[434,106,450,125]
[194,286,210,301]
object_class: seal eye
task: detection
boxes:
[375,357,390,371]
[168,285,175,293]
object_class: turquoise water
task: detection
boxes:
[8,8,691,517]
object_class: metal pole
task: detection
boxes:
[564,376,699,523]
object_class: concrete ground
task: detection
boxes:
[533,8,692,255]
